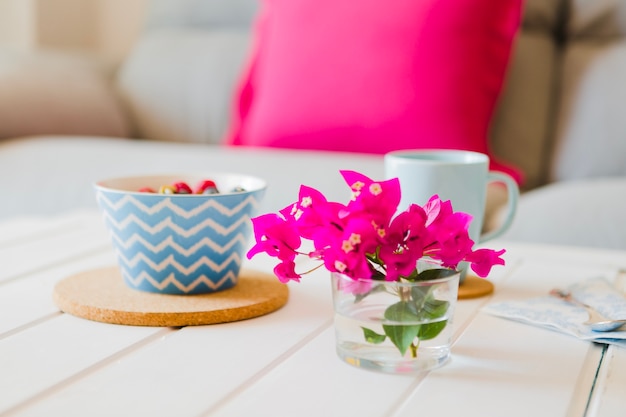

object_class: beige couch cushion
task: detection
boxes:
[115,0,258,144]
[116,29,251,144]
[490,0,563,190]
[492,0,626,188]
[551,0,626,181]
[0,50,130,139]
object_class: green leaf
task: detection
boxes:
[383,301,422,355]
[415,298,450,341]
[383,324,421,356]
[410,286,429,308]
[384,301,421,322]
[361,327,386,344]
[422,299,449,319]
[414,268,442,282]
[417,319,447,340]
[370,293,452,356]
[414,268,457,281]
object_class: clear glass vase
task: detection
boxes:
[330,265,460,374]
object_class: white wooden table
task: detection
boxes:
[1,136,625,416]
[1,209,625,417]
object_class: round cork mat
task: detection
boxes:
[458,276,494,299]
[53,266,289,326]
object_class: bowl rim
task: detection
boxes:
[94,172,267,196]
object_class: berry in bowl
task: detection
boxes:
[94,173,267,295]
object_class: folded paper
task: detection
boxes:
[483,277,626,348]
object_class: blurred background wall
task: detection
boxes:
[0,0,148,65]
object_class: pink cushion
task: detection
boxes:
[225,0,525,185]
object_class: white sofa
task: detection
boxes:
[1,0,626,250]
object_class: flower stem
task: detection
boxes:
[300,263,326,275]
[399,286,411,302]
[410,340,420,358]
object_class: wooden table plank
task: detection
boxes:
[209,326,419,417]
[0,210,99,246]
[0,210,118,336]
[0,251,116,336]
[590,345,626,417]
[0,314,165,415]
[0,213,111,284]
[5,277,334,417]
[395,315,595,417]
[1,213,625,417]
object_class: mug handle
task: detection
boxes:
[479,172,519,243]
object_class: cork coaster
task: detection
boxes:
[458,276,494,299]
[53,266,289,327]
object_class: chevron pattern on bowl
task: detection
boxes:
[95,174,266,295]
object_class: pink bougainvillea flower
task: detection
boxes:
[307,202,348,250]
[247,213,301,262]
[425,211,475,267]
[378,247,415,282]
[273,260,301,283]
[319,216,380,279]
[421,196,474,266]
[379,204,429,280]
[423,195,464,229]
[340,213,381,254]
[280,185,328,228]
[422,194,442,225]
[246,170,507,287]
[340,170,401,228]
[385,204,428,250]
[281,185,347,250]
[465,248,506,277]
[322,248,373,280]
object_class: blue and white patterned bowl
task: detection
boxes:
[95,173,267,295]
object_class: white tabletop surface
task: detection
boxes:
[1,136,626,416]
[0,136,384,220]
